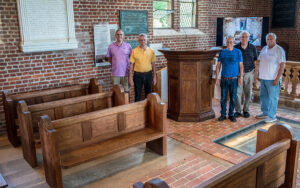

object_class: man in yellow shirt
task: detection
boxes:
[129,34,157,101]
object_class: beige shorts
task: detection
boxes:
[112,76,129,92]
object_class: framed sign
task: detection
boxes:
[94,23,118,65]
[272,0,297,28]
[120,10,148,35]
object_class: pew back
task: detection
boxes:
[197,139,290,188]
[23,92,113,130]
[53,100,148,152]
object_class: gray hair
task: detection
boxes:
[139,33,148,40]
[266,33,277,40]
[226,36,234,41]
[240,31,250,38]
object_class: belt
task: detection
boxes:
[245,68,254,73]
[221,76,238,80]
[134,71,152,75]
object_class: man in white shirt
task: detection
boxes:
[255,33,286,123]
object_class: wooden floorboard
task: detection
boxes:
[0,135,49,188]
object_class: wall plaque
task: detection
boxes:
[17,0,78,53]
[126,40,140,49]
[126,40,151,50]
[272,0,297,28]
[120,10,148,35]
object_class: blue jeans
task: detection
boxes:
[220,78,238,117]
[260,79,281,119]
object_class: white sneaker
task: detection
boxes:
[264,117,277,123]
[255,113,267,119]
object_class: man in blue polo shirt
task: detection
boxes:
[215,37,244,122]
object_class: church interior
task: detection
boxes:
[0,0,300,187]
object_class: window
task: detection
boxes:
[180,0,196,28]
[153,0,174,28]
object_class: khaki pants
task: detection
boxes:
[112,76,129,92]
[235,70,254,113]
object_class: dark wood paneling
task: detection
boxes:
[161,50,217,121]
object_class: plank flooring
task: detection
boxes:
[0,136,48,188]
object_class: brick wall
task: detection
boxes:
[270,1,300,61]
[0,0,299,134]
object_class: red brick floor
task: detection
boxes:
[168,100,263,164]
[131,100,300,188]
[132,154,228,188]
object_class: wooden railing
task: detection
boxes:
[253,60,300,109]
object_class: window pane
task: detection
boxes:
[180,0,195,2]
[180,2,193,14]
[153,0,173,28]
[180,0,196,28]
[154,1,168,10]
[180,15,193,28]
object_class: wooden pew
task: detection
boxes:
[39,93,167,188]
[133,123,299,188]
[2,78,102,147]
[0,173,8,188]
[17,85,128,168]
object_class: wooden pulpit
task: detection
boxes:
[159,50,219,122]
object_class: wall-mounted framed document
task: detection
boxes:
[17,0,78,53]
[120,10,148,35]
[94,23,118,66]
